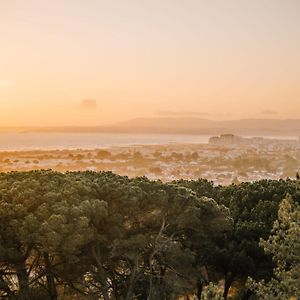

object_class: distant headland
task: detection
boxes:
[1,118,300,136]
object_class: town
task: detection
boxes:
[1,135,299,185]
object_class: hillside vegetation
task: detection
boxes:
[0,171,299,299]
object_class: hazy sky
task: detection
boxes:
[0,0,300,126]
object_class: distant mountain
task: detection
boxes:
[113,117,217,130]
[108,117,300,136]
[2,118,300,136]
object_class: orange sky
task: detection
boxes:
[0,0,300,127]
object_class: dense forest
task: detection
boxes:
[0,171,299,299]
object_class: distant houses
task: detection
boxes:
[209,134,300,150]
[209,134,243,145]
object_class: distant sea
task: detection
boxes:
[0,132,213,151]
[0,132,297,151]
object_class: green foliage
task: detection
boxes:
[176,178,300,298]
[249,196,300,299]
[0,171,298,299]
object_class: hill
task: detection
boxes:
[109,117,300,136]
[1,118,300,136]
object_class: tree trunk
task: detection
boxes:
[91,245,110,300]
[111,277,121,300]
[197,280,203,300]
[44,252,58,300]
[223,274,235,299]
[197,281,203,300]
[126,257,139,300]
[16,264,30,300]
[100,286,110,300]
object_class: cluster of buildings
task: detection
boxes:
[1,135,300,185]
[209,134,300,150]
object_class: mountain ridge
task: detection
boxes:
[1,118,300,136]
[109,117,300,135]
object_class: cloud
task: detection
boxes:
[0,80,14,88]
[262,109,278,115]
[156,110,210,117]
[80,99,97,109]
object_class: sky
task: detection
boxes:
[0,0,300,127]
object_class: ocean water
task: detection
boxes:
[0,132,297,151]
[0,132,212,151]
